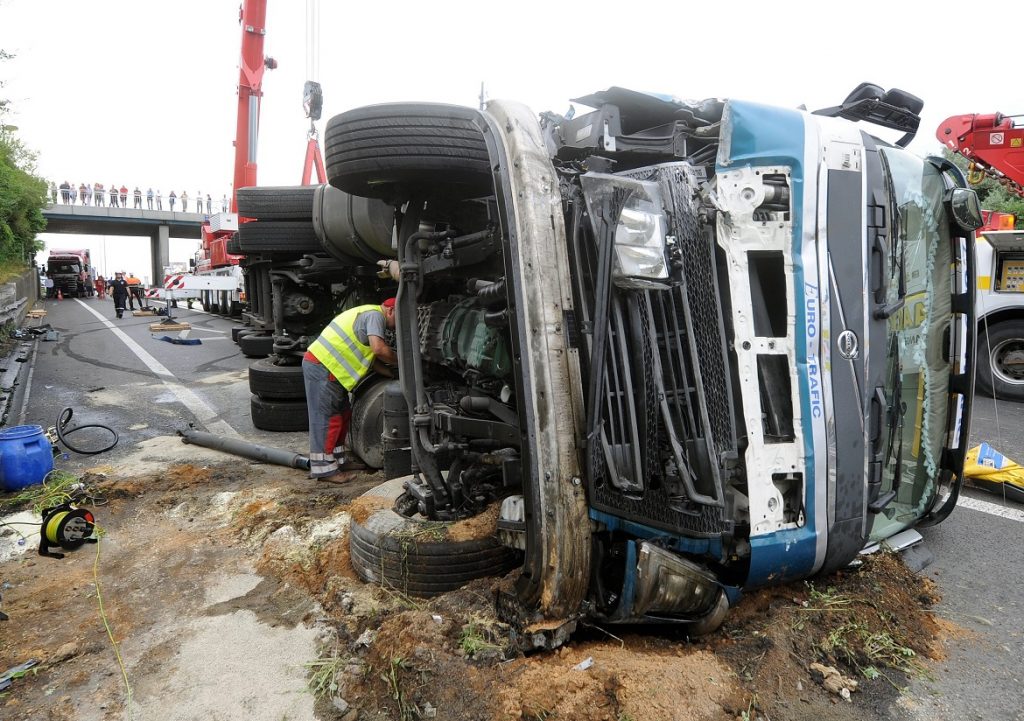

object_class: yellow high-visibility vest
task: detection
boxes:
[309,304,382,390]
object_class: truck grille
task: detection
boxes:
[571,162,736,537]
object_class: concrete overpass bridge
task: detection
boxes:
[42,204,205,284]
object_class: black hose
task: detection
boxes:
[56,407,119,455]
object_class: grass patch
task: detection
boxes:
[0,470,81,513]
[459,612,506,658]
[305,652,347,699]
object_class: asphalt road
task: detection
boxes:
[9,295,1024,719]
[901,395,1024,721]
[11,295,307,466]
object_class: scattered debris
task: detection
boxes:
[810,662,859,700]
[573,656,594,671]
[154,335,202,346]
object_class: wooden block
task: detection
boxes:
[27,309,47,318]
[149,321,191,332]
[132,310,157,316]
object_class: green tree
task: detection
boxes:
[942,148,1024,227]
[0,48,46,265]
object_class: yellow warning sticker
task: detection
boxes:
[1012,137,1023,148]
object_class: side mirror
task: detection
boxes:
[945,187,983,232]
[189,258,196,269]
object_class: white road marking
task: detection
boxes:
[75,299,239,437]
[957,495,1024,524]
[17,341,39,425]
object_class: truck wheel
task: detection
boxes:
[226,234,242,255]
[239,332,273,358]
[237,220,323,254]
[349,376,388,469]
[978,320,1024,401]
[249,358,306,400]
[237,185,317,221]
[324,103,492,201]
[349,478,521,597]
[250,394,308,432]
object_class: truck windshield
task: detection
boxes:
[871,147,953,541]
[50,263,81,274]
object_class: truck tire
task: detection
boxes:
[349,479,521,597]
[237,220,323,254]
[226,234,242,255]
[249,358,306,400]
[349,376,388,469]
[239,332,274,358]
[977,319,1024,401]
[237,185,318,221]
[250,395,308,432]
[324,103,492,201]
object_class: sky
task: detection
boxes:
[0,0,1013,282]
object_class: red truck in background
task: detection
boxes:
[938,113,1024,399]
[46,248,94,298]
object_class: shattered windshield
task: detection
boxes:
[871,148,952,541]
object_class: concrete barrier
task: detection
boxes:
[0,267,41,330]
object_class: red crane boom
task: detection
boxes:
[937,113,1024,198]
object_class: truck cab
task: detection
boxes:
[46,249,94,298]
[316,84,981,640]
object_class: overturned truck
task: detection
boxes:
[249,84,982,643]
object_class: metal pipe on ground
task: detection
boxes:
[178,428,310,470]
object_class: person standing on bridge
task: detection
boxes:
[221,194,228,212]
[302,298,398,482]
[49,182,57,204]
[78,183,86,204]
[146,188,154,210]
[109,272,129,319]
[109,183,119,207]
[168,190,176,211]
[86,184,93,206]
[181,190,189,213]
[93,183,103,206]
[133,187,142,209]
[119,186,128,207]
[206,193,212,214]
[59,181,69,204]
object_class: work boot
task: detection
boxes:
[315,470,360,485]
[337,457,368,471]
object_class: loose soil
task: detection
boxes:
[0,436,959,721]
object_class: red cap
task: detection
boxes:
[381,297,397,309]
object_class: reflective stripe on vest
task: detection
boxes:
[309,304,381,391]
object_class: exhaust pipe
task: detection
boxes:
[178,428,310,471]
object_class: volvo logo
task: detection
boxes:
[837,330,859,360]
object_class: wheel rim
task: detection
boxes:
[991,338,1024,386]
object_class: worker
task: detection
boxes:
[125,272,143,310]
[303,298,398,482]
[109,273,129,319]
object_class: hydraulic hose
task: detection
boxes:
[177,427,310,470]
[56,407,119,455]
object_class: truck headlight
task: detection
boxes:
[581,173,670,289]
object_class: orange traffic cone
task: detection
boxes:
[57,288,63,301]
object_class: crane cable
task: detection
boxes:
[305,0,320,83]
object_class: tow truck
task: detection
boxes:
[938,113,1024,399]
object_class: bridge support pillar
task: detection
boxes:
[151,224,169,287]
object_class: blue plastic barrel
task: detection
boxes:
[0,425,54,492]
